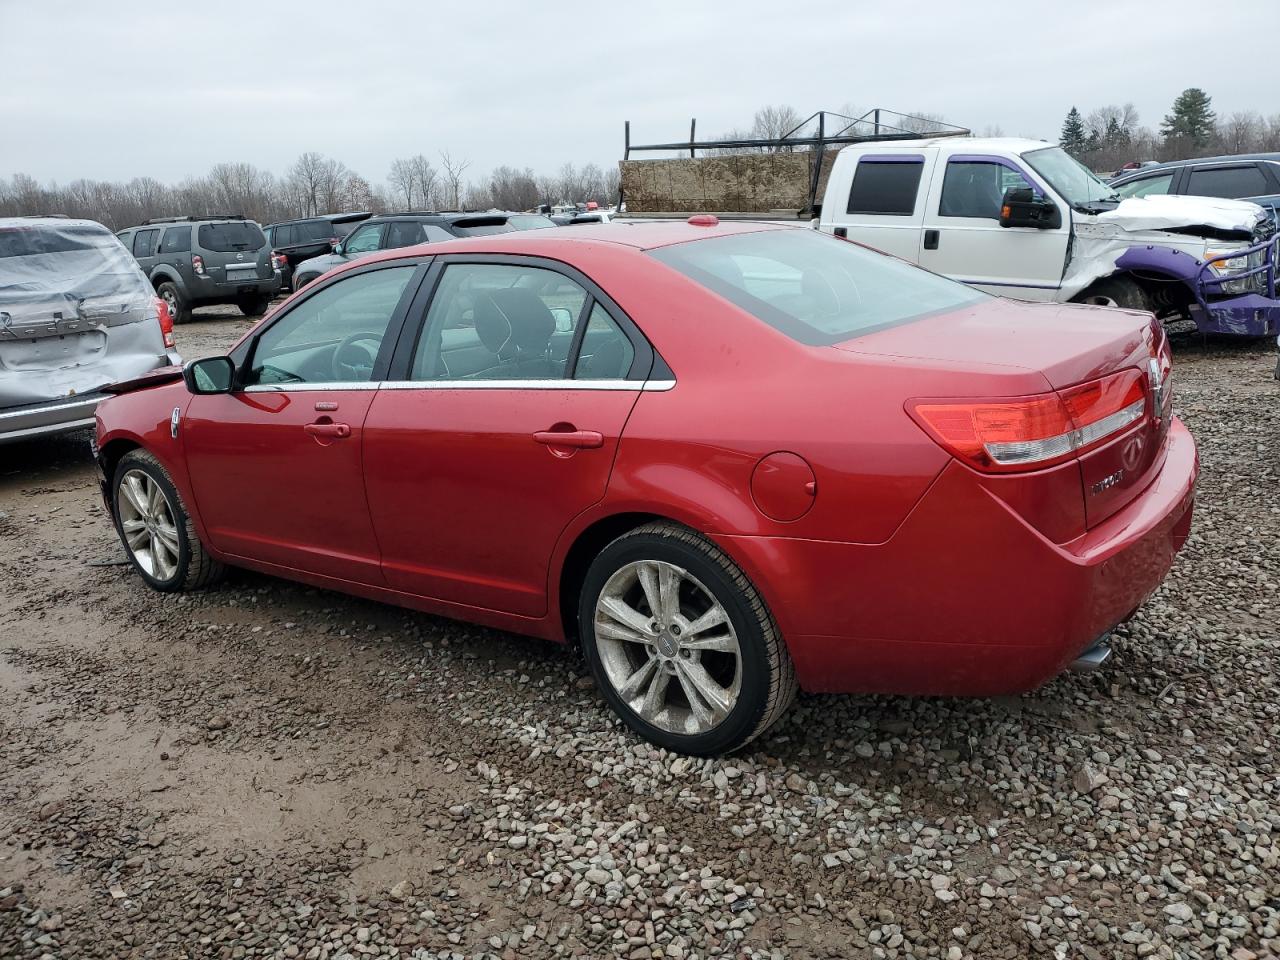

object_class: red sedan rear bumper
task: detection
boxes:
[720,417,1197,696]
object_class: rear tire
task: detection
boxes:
[578,522,796,756]
[1076,275,1152,311]
[112,450,225,593]
[237,295,270,316]
[156,282,191,324]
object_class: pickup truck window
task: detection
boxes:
[940,162,1035,219]
[650,229,986,346]
[846,157,924,216]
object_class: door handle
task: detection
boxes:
[305,422,351,439]
[924,229,940,250]
[533,429,604,449]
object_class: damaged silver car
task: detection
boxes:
[1,217,179,444]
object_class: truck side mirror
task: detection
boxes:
[1000,188,1061,230]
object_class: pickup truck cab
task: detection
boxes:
[820,138,1280,336]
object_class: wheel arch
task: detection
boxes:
[150,267,188,296]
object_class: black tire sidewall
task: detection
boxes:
[112,454,192,592]
[578,532,772,756]
[237,296,269,316]
[158,282,190,324]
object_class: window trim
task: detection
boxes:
[230,258,432,388]
[383,253,663,385]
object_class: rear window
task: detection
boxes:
[295,220,340,242]
[1,224,119,258]
[847,158,924,216]
[198,221,266,252]
[451,218,517,237]
[507,214,557,230]
[649,229,986,345]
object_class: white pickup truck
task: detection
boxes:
[621,136,1280,337]
[817,138,1278,336]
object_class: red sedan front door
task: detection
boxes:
[362,260,648,618]
[183,264,420,583]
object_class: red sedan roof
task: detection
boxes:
[350,219,797,271]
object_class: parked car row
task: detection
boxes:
[264,212,371,291]
[1110,152,1280,226]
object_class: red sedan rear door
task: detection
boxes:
[362,256,656,618]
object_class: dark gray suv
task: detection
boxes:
[116,216,281,323]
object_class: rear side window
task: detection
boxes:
[272,224,296,246]
[1186,165,1270,199]
[198,221,266,252]
[295,220,338,242]
[159,226,191,253]
[650,229,986,346]
[132,229,160,257]
[386,220,428,248]
[846,158,924,215]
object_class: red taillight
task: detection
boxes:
[191,253,205,276]
[909,369,1147,473]
[154,296,175,349]
[271,250,288,270]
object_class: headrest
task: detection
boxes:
[474,288,556,356]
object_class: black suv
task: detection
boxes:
[116,215,281,323]
[264,212,371,291]
[291,211,555,289]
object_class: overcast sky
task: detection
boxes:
[0,0,1272,187]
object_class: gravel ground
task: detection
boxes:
[1,316,1277,960]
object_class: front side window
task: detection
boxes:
[247,266,415,385]
[198,221,266,252]
[939,161,1036,219]
[159,226,191,254]
[132,229,160,257]
[1115,173,1175,199]
[846,158,924,216]
[650,228,987,346]
[410,263,589,381]
[344,223,383,254]
[1186,165,1269,200]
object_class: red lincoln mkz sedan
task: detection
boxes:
[94,220,1197,755]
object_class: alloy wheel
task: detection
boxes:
[117,469,181,581]
[161,288,179,317]
[594,560,741,735]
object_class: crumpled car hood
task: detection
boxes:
[1097,195,1267,235]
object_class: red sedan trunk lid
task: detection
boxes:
[835,298,1171,534]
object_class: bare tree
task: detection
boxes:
[287,152,328,218]
[439,151,470,210]
[408,155,438,211]
[387,158,416,209]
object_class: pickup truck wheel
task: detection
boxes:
[156,282,191,324]
[112,450,225,593]
[578,522,797,756]
[237,295,271,316]
[1076,276,1152,311]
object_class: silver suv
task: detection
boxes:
[1,217,180,444]
[116,215,281,323]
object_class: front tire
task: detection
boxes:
[112,450,225,592]
[578,522,796,756]
[293,273,316,291]
[1075,275,1152,311]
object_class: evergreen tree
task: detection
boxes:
[1161,88,1216,147]
[1105,116,1129,148]
[1060,107,1087,156]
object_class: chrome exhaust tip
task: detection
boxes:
[1070,637,1113,674]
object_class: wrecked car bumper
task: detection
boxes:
[0,392,105,443]
[1191,295,1280,337]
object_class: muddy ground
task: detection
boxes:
[1,314,1277,959]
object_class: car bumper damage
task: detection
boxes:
[722,418,1197,697]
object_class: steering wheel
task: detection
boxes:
[332,332,382,381]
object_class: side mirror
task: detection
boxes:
[1000,188,1061,230]
[549,307,575,333]
[183,356,235,394]
[331,240,344,256]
